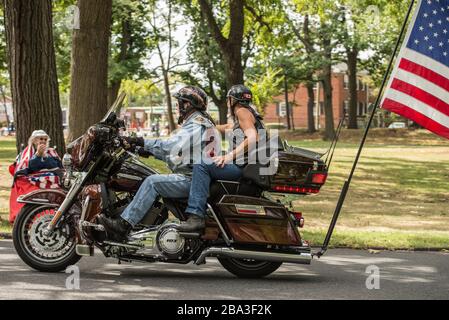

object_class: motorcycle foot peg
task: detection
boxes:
[179,232,201,239]
[76,244,94,256]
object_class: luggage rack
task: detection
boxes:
[282,112,345,172]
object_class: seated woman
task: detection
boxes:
[9,130,63,223]
[178,85,266,232]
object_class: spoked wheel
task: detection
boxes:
[218,258,282,278]
[13,204,81,272]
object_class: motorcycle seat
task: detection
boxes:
[169,180,262,205]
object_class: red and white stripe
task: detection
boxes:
[382,47,449,139]
[382,46,449,139]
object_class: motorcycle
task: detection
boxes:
[12,96,328,278]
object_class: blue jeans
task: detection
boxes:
[185,163,243,217]
[121,174,191,226]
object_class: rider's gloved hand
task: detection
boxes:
[136,146,152,158]
[122,136,144,151]
[123,136,144,147]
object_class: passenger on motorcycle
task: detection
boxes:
[98,86,218,238]
[9,130,63,223]
[178,84,266,232]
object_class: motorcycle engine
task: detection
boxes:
[156,224,186,259]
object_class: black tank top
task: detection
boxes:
[230,106,267,167]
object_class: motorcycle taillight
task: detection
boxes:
[311,172,327,185]
[272,185,320,194]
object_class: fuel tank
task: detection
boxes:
[108,157,157,192]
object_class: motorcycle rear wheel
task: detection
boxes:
[218,258,282,278]
[13,204,81,272]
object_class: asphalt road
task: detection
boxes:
[1,239,449,300]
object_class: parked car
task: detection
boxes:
[388,122,406,129]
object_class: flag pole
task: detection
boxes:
[315,0,417,257]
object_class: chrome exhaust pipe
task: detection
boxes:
[195,247,312,265]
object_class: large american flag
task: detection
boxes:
[382,0,449,139]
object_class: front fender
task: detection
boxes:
[17,189,67,207]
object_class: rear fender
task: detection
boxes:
[17,189,67,207]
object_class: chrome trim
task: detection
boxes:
[16,200,59,207]
[218,202,284,210]
[103,241,143,250]
[216,180,240,184]
[195,247,312,265]
[81,221,105,232]
[78,196,91,242]
[207,204,232,246]
[29,198,49,202]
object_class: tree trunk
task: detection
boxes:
[198,0,245,90]
[347,48,358,129]
[68,0,112,142]
[218,101,228,125]
[283,73,291,130]
[4,0,65,153]
[306,82,316,133]
[163,70,176,131]
[223,50,244,88]
[321,66,335,140]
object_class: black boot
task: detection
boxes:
[177,215,206,232]
[98,215,132,240]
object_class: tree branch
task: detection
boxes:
[198,0,228,50]
[244,3,273,33]
[228,0,245,47]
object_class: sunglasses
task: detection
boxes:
[38,137,48,141]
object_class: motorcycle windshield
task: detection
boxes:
[101,92,126,123]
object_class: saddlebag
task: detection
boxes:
[216,195,301,246]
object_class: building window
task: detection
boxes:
[344,75,349,89]
[343,101,349,114]
[277,102,287,117]
[359,80,365,91]
[358,102,365,116]
[320,102,324,115]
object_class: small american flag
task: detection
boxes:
[382,0,449,139]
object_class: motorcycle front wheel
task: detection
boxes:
[218,258,282,278]
[13,204,81,272]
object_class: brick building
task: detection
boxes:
[264,65,374,129]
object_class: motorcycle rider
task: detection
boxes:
[178,84,265,232]
[98,86,217,238]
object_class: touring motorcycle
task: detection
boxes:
[12,97,328,278]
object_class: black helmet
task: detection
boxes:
[227,84,253,106]
[173,86,209,124]
[173,86,208,111]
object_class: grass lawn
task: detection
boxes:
[1,129,449,250]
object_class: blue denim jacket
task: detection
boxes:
[28,155,62,173]
[143,111,215,174]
